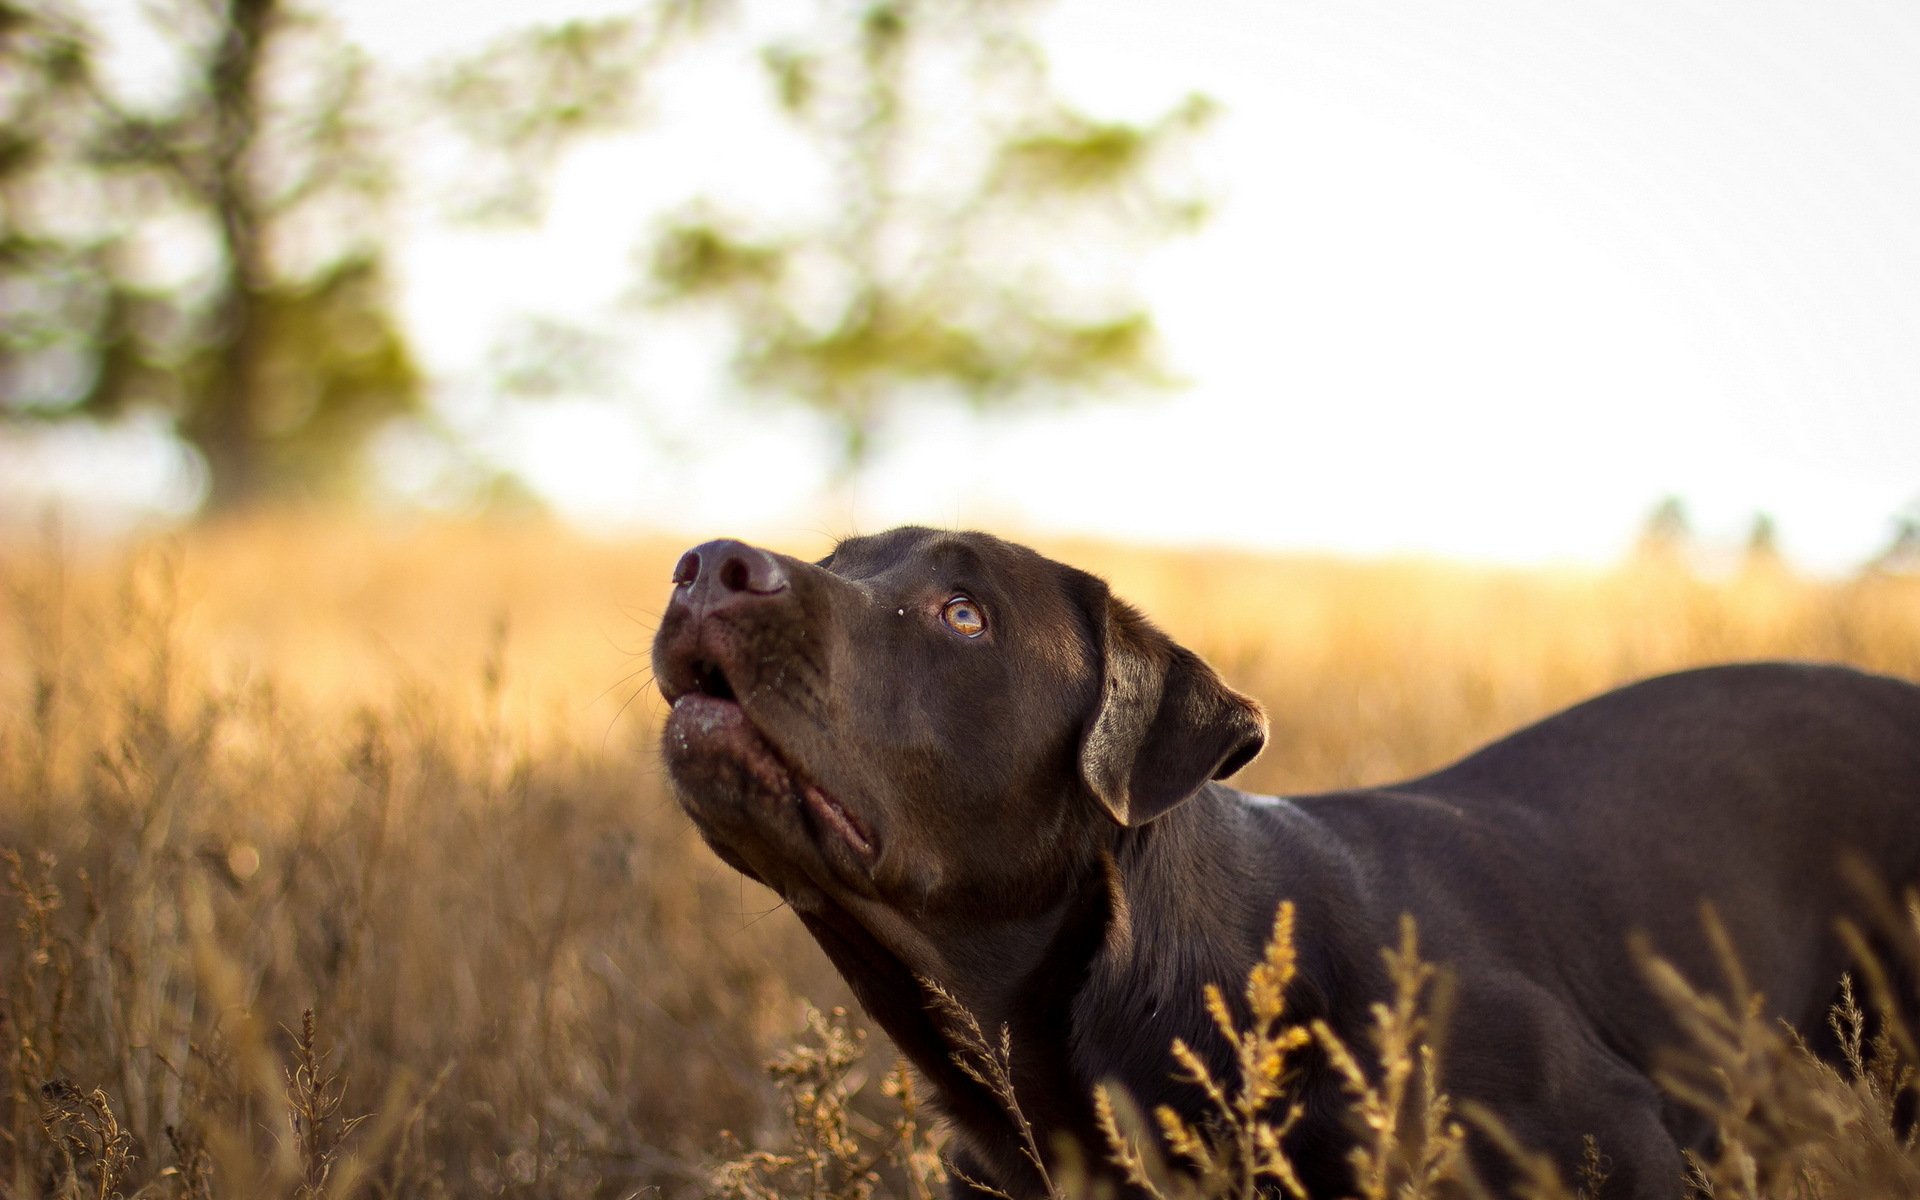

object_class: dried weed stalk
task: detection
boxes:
[285,1009,368,1199]
[1642,905,1920,1200]
[711,1005,941,1200]
[38,1079,134,1200]
[1310,915,1466,1200]
[1098,901,1313,1199]
[1090,903,1464,1200]
[922,982,1061,1200]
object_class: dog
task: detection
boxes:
[651,527,1920,1198]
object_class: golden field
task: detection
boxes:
[2,515,1919,1199]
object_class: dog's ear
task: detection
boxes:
[1074,573,1268,826]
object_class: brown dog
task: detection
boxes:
[652,527,1920,1199]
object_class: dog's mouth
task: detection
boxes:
[690,657,736,702]
[663,658,876,863]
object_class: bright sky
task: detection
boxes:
[22,0,1920,571]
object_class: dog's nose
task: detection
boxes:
[671,539,789,612]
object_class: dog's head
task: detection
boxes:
[652,527,1266,955]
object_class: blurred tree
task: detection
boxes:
[642,0,1213,467]
[1867,509,1920,575]
[1742,512,1780,564]
[4,0,1208,512]
[446,0,1214,472]
[1738,511,1788,580]
[429,12,699,225]
[0,0,420,512]
[1632,495,1693,570]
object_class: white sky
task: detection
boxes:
[18,0,1920,571]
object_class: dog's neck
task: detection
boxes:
[798,850,1113,1198]
[805,783,1380,1199]
[1076,786,1377,1094]
[1100,785,1293,1001]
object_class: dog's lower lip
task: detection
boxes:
[668,693,877,862]
[803,783,874,857]
[669,690,742,727]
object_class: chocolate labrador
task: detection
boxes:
[651,527,1920,1199]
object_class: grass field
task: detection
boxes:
[2,516,1918,1198]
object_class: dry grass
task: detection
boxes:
[1,514,1918,1197]
[1081,908,1468,1200]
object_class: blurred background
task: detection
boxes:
[5,4,1920,1198]
[5,0,1918,570]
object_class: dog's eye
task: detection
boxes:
[941,596,986,638]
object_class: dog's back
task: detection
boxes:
[1277,662,1920,1192]
[1399,663,1920,993]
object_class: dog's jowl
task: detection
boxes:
[651,527,1920,1200]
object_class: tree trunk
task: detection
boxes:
[190,0,278,516]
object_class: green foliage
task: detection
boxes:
[189,256,423,499]
[7,0,1215,510]
[996,92,1216,219]
[422,0,1216,474]
[630,0,1213,469]
[0,0,119,415]
[0,0,422,511]
[429,12,692,223]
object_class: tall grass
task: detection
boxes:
[1,516,1917,1197]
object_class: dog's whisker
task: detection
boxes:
[603,685,657,748]
[738,898,791,930]
[592,666,656,707]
